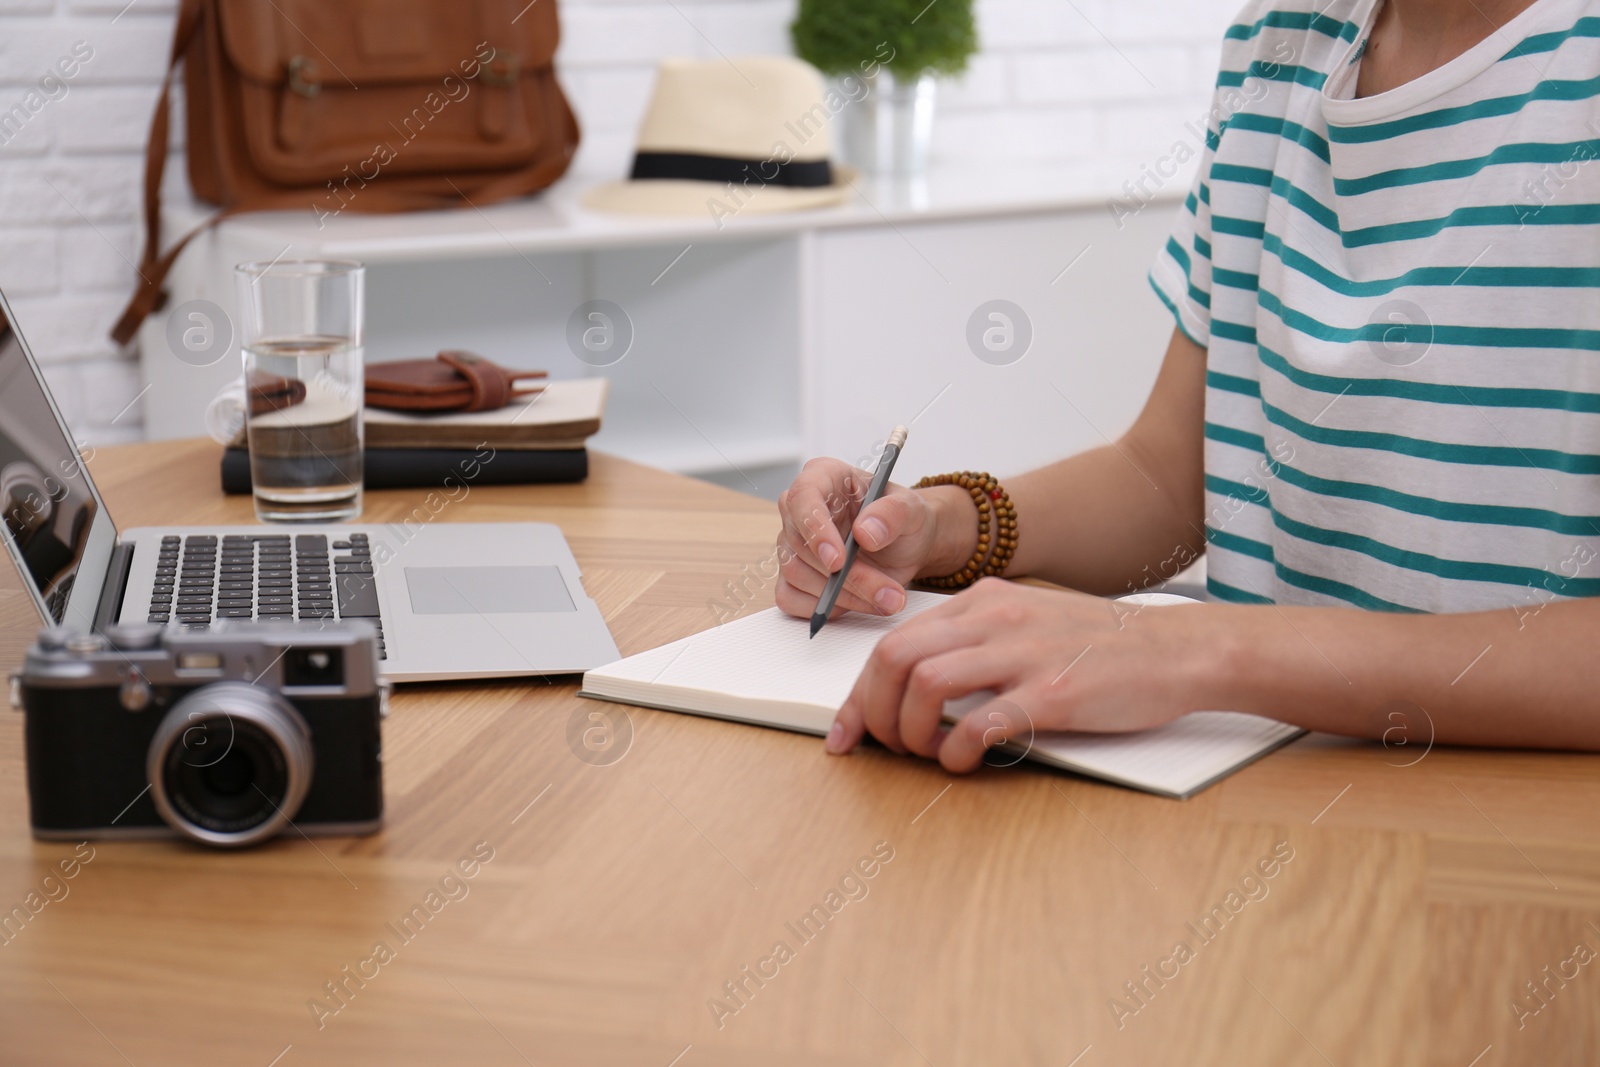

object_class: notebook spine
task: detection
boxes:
[220,447,587,494]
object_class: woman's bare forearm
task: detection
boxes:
[919,328,1210,594]
[1204,598,1600,750]
[1003,437,1204,593]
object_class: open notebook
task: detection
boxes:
[580,591,1304,798]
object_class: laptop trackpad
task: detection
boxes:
[404,566,576,614]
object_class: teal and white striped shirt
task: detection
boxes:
[1151,0,1600,615]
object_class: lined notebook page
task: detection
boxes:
[581,592,1303,797]
[586,593,948,726]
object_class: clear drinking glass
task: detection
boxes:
[235,260,365,523]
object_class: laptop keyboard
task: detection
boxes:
[146,533,386,660]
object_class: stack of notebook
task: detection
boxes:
[221,378,608,493]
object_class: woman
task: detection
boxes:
[775,0,1600,771]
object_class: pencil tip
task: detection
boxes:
[809,616,823,638]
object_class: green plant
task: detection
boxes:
[791,0,978,79]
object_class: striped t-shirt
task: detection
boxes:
[1150,0,1600,615]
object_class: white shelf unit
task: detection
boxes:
[138,165,1181,487]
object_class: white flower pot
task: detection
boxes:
[835,69,937,177]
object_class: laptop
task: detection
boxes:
[0,288,619,682]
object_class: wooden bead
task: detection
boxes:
[913,469,1019,590]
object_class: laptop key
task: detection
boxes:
[336,575,380,618]
[218,608,253,618]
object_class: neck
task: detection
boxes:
[1356,0,1544,95]
[1384,0,1541,35]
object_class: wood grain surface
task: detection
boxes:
[0,440,1595,1066]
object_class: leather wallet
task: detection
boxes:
[364,351,547,413]
[246,371,307,416]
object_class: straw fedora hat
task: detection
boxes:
[582,55,856,218]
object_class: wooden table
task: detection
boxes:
[1,440,1596,1066]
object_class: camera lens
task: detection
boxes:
[147,682,314,848]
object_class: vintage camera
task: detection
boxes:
[12,621,386,848]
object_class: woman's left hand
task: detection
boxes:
[826,578,1226,772]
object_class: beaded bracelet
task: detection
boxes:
[911,471,1018,590]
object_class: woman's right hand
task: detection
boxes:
[774,457,974,620]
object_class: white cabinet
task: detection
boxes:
[138,166,1179,490]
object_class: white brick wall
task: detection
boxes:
[0,0,1243,444]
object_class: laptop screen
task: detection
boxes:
[0,291,116,628]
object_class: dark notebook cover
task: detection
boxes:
[221,447,587,495]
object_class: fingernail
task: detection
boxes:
[826,720,848,753]
[874,586,905,614]
[819,542,840,570]
[859,517,888,548]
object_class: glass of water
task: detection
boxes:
[235,260,365,523]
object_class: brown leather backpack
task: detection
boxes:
[113,0,580,345]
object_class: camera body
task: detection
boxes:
[14,621,386,847]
